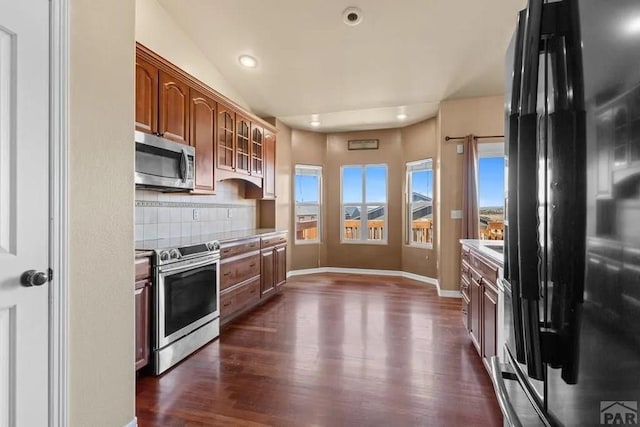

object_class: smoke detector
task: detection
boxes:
[342,7,363,26]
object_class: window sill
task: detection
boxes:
[294,240,321,245]
[404,243,434,250]
[340,240,388,246]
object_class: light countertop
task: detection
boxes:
[135,228,287,252]
[460,239,504,267]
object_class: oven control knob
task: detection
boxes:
[207,242,220,251]
[169,249,180,259]
[159,251,170,261]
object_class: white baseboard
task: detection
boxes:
[437,289,462,298]
[287,267,460,298]
[124,417,137,427]
[287,267,328,278]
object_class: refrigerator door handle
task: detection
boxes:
[506,9,528,364]
[519,0,544,116]
[490,356,524,427]
[517,0,545,381]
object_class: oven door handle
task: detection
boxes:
[159,258,219,274]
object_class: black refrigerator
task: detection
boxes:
[493,0,640,426]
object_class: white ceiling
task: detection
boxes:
[158,0,525,132]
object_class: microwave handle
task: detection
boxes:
[180,148,189,183]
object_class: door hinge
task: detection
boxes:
[48,268,54,282]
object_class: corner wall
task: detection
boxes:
[289,120,440,277]
[290,130,327,270]
[401,119,438,278]
[69,0,135,426]
[274,119,293,270]
[436,96,504,291]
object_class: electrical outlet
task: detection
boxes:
[193,209,199,221]
[227,208,233,218]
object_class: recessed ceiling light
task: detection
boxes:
[342,7,363,26]
[310,120,321,127]
[397,113,408,120]
[626,16,640,35]
[238,55,258,68]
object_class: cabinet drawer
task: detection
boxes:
[220,238,260,259]
[460,275,470,299]
[461,259,470,280]
[461,293,470,331]
[469,252,498,285]
[462,246,470,262]
[135,256,151,281]
[261,233,287,249]
[220,253,260,290]
[220,277,260,321]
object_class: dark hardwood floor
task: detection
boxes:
[136,273,502,426]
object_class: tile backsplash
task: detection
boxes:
[135,180,258,242]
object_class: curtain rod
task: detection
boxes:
[445,135,504,141]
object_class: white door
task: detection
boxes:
[0,1,50,426]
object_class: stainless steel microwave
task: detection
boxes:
[135,131,195,192]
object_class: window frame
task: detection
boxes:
[340,164,388,245]
[294,164,323,245]
[406,159,434,249]
[477,142,505,241]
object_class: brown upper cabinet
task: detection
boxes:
[235,114,251,175]
[246,129,276,199]
[250,124,264,177]
[135,58,190,145]
[190,89,216,193]
[263,129,276,198]
[135,57,158,135]
[217,105,235,171]
[136,43,277,195]
[159,71,190,145]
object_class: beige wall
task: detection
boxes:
[290,130,327,270]
[401,119,438,278]
[69,0,135,426]
[437,96,504,291]
[289,122,440,277]
[325,129,404,270]
[274,119,293,269]
[135,0,249,110]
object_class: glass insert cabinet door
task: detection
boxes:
[235,116,250,174]
[217,109,235,170]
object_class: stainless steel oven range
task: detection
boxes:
[149,239,221,374]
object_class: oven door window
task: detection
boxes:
[164,264,217,337]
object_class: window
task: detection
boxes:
[478,142,505,240]
[341,165,388,243]
[294,165,322,243]
[406,159,433,247]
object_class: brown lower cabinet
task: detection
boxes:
[260,249,275,297]
[220,277,261,321]
[219,232,287,326]
[482,281,498,367]
[261,232,287,297]
[134,256,152,371]
[461,245,499,371]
